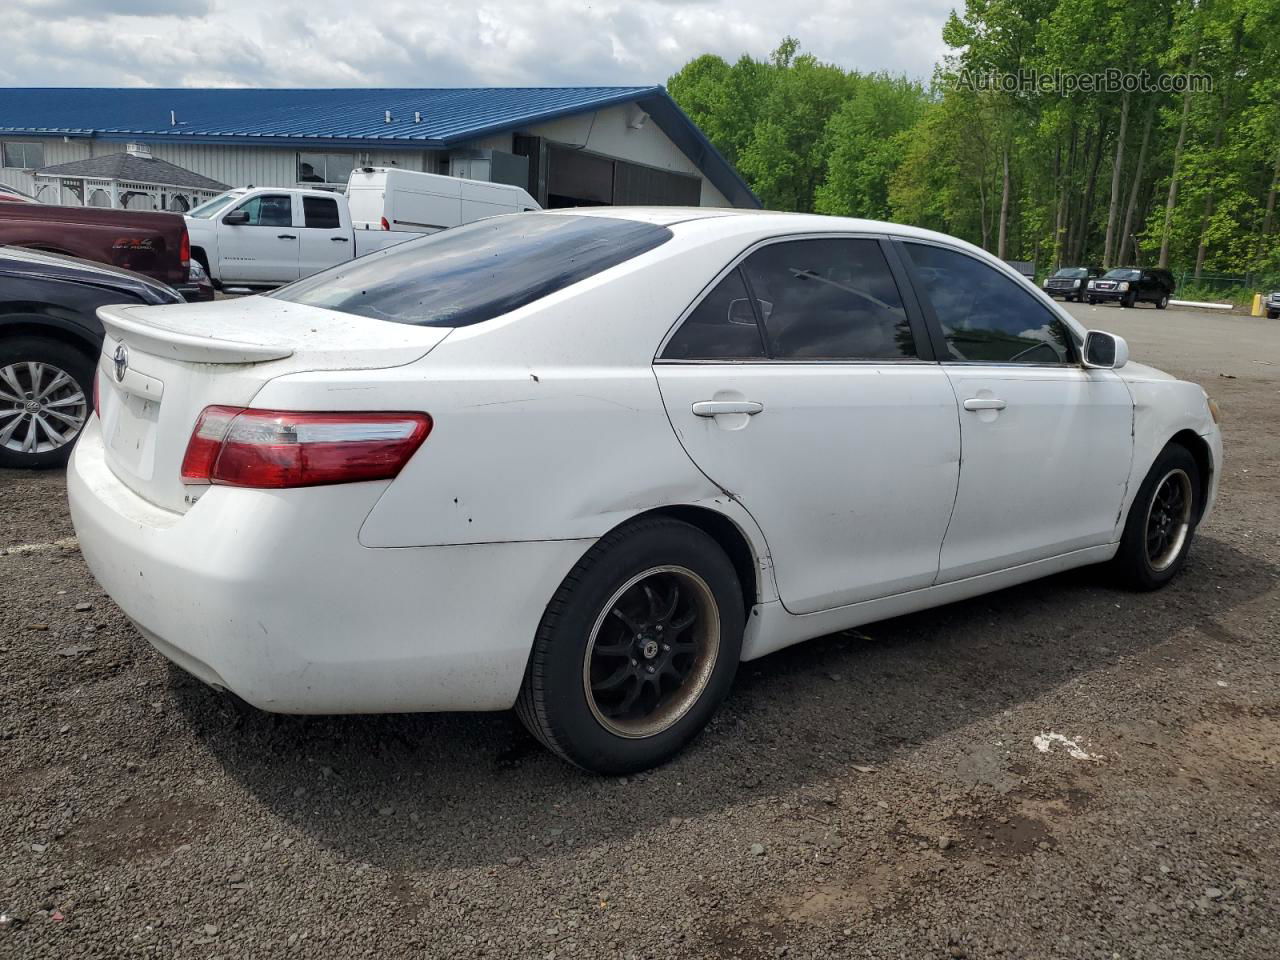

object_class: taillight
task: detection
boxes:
[180,407,431,489]
[380,216,390,231]
[179,227,190,268]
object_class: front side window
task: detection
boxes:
[904,242,1073,365]
[2,141,44,169]
[662,269,766,360]
[235,194,293,227]
[740,238,916,360]
[298,153,356,185]
[303,196,341,229]
[272,214,672,327]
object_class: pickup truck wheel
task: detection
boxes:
[516,517,744,774]
[1112,444,1201,591]
[0,338,94,469]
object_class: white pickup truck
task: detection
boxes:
[185,169,539,289]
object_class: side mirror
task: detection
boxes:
[222,209,250,225]
[1083,330,1129,369]
[726,298,756,326]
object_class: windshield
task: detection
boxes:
[1103,268,1141,281]
[1053,267,1088,278]
[270,214,672,327]
[187,192,242,219]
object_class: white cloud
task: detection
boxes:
[2,0,955,88]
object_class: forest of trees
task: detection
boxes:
[667,0,1280,292]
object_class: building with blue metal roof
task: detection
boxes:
[0,86,759,211]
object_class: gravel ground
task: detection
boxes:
[2,304,1277,959]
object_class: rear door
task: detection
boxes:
[655,235,961,614]
[297,194,351,277]
[218,193,299,285]
[899,240,1133,582]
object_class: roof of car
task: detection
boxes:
[0,244,174,293]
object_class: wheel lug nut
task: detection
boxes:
[646,665,655,674]
[631,659,638,666]
[661,644,670,652]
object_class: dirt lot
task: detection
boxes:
[2,303,1277,959]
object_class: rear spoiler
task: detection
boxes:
[98,304,294,364]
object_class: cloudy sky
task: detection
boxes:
[5,0,954,88]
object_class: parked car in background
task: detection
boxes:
[1043,265,1102,302]
[0,246,184,468]
[69,210,1222,774]
[346,166,539,231]
[186,169,539,290]
[1265,290,1279,320]
[0,184,35,202]
[1087,267,1175,308]
[0,203,208,301]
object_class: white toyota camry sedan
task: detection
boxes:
[68,209,1223,774]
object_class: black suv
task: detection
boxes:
[1043,266,1102,302]
[1086,267,1175,309]
[0,245,184,469]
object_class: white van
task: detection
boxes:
[346,167,540,233]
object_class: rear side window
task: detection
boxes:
[303,196,341,229]
[272,215,672,327]
[904,242,1073,364]
[661,269,766,360]
[740,238,916,360]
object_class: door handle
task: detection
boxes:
[277,234,297,240]
[331,237,350,242]
[962,397,1007,412]
[692,400,764,417]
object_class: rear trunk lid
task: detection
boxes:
[95,296,449,513]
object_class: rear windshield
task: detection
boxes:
[270,214,672,327]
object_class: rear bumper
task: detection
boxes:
[67,418,590,714]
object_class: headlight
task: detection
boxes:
[1087,281,1096,288]
[1118,281,1130,291]
[1073,279,1081,287]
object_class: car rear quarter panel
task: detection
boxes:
[249,226,778,590]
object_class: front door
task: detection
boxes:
[655,236,961,615]
[219,193,299,285]
[899,240,1134,582]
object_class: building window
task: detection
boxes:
[2,141,44,169]
[297,153,355,185]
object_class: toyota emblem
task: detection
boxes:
[113,343,129,383]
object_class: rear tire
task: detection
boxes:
[1112,444,1201,591]
[516,516,745,774]
[1156,294,1169,310]
[0,337,95,469]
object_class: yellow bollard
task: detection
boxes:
[1252,293,1263,317]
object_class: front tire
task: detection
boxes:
[516,516,745,774]
[1113,444,1201,590]
[0,337,95,469]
